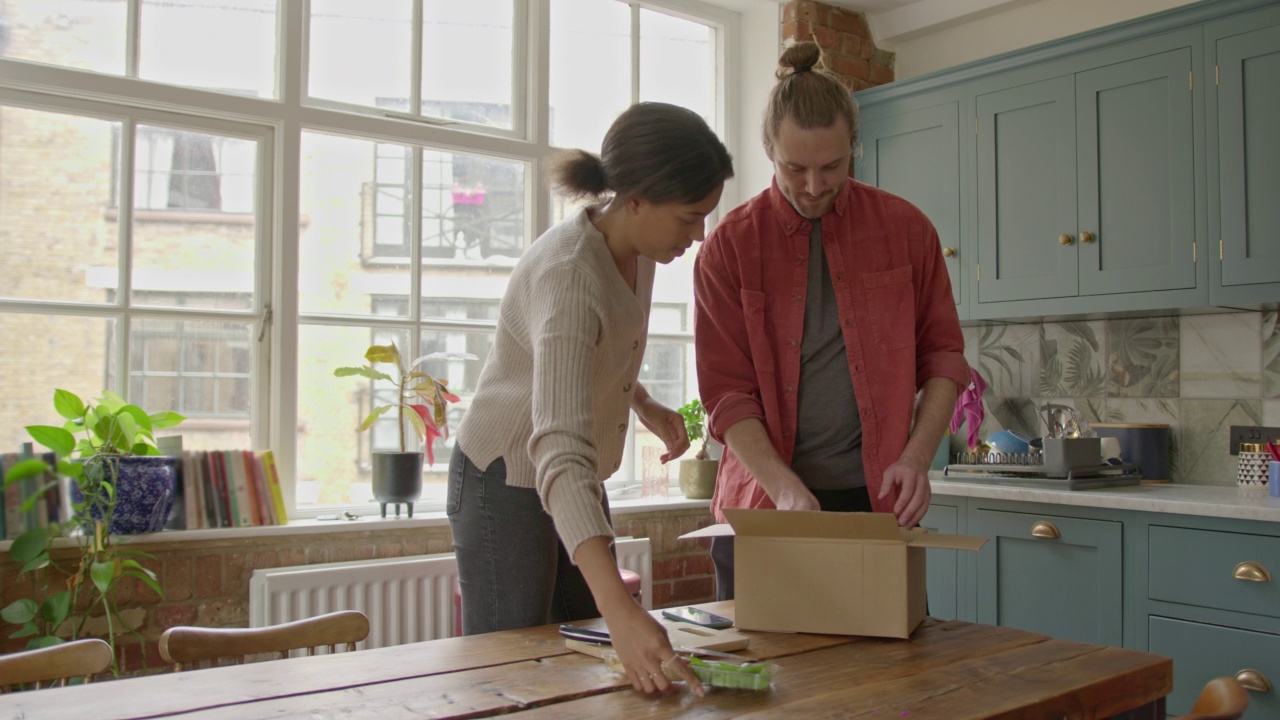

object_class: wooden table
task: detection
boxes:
[2,602,1171,719]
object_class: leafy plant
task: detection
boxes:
[334,343,475,464]
[677,398,711,461]
[2,389,185,673]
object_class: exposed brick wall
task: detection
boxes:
[781,0,895,92]
[0,507,716,678]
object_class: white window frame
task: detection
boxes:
[0,0,740,519]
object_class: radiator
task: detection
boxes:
[249,537,652,648]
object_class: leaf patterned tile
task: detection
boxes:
[961,325,982,374]
[1180,313,1261,398]
[1264,311,1280,398]
[981,397,1041,440]
[1106,317,1180,398]
[1040,321,1105,398]
[977,323,1040,399]
[1179,399,1262,485]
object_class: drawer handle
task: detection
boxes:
[1232,561,1272,583]
[1235,669,1272,693]
[1031,521,1060,539]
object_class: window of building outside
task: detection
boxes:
[0,0,732,520]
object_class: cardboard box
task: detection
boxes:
[680,509,988,639]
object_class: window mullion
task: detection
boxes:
[411,0,424,117]
[126,0,141,78]
[630,2,641,105]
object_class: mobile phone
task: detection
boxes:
[661,606,734,629]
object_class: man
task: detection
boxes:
[693,41,969,600]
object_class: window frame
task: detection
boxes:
[0,0,740,519]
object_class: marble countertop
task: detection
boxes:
[930,473,1280,523]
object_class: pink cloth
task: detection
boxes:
[693,178,969,522]
[949,367,988,450]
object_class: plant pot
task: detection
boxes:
[678,459,718,500]
[72,456,177,535]
[373,451,423,518]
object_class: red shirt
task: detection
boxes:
[693,178,968,521]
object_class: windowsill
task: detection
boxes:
[0,495,711,550]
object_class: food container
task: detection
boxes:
[1236,443,1271,493]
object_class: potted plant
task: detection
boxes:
[1,388,184,672]
[676,398,717,500]
[335,342,474,518]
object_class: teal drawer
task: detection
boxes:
[1149,525,1280,619]
[1149,616,1279,718]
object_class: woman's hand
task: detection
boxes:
[575,537,704,696]
[632,386,690,462]
[604,600,704,696]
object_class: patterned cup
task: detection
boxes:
[1236,446,1271,493]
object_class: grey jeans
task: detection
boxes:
[447,446,608,635]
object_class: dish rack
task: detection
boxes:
[943,437,1141,490]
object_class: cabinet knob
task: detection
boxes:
[1080,231,1096,244]
[1235,669,1273,693]
[1232,561,1272,583]
[1030,521,1060,539]
[1058,233,1074,246]
[942,247,957,258]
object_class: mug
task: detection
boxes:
[1270,462,1279,498]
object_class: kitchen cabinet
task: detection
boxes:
[1206,5,1280,304]
[857,91,965,316]
[971,30,1206,317]
[972,506,1124,646]
[930,489,1280,717]
[920,502,964,621]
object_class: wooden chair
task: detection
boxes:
[0,639,114,692]
[1173,676,1250,720]
[159,610,370,671]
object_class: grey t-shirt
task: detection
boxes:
[790,219,864,490]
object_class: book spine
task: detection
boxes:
[262,451,288,525]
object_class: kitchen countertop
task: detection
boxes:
[930,472,1280,524]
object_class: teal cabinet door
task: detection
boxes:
[920,503,960,621]
[974,508,1123,647]
[1076,48,1197,295]
[860,102,963,307]
[1209,15,1280,300]
[975,76,1078,303]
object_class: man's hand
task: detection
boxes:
[878,457,931,528]
[774,477,820,511]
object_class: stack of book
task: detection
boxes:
[176,450,288,529]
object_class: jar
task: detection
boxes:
[1237,442,1271,493]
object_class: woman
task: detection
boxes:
[448,101,734,696]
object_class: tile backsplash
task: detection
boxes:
[958,310,1280,486]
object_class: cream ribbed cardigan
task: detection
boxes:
[456,208,655,557]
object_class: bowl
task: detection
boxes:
[987,430,1032,455]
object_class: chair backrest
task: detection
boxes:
[159,610,370,672]
[0,639,114,692]
[1174,676,1250,720]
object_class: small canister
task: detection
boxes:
[1237,443,1271,493]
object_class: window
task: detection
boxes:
[1,0,736,518]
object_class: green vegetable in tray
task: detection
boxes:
[687,656,778,691]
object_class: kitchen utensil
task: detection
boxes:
[988,429,1032,454]
[1092,423,1171,482]
[1267,441,1280,462]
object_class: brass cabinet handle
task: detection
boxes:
[1235,668,1273,693]
[1232,561,1272,583]
[1031,521,1060,539]
[942,247,957,258]
[1080,231,1096,243]
[1058,233,1074,246]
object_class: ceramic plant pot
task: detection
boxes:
[72,455,177,534]
[373,451,423,518]
[678,459,718,500]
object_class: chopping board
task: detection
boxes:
[565,620,750,659]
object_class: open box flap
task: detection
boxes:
[678,523,734,540]
[723,509,903,541]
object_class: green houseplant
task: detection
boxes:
[1,388,185,672]
[676,398,717,499]
[335,342,473,518]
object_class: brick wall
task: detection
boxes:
[0,506,716,677]
[781,0,895,91]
